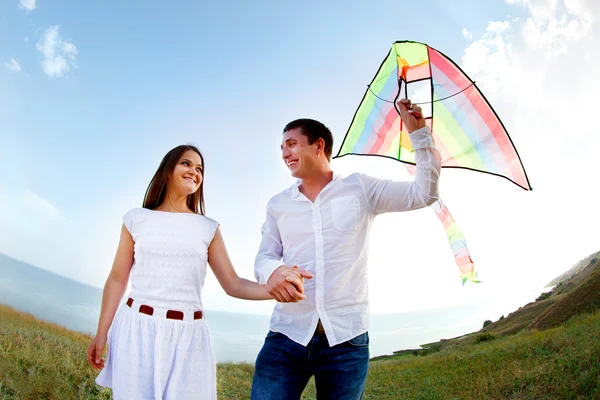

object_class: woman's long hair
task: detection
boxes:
[142,145,205,215]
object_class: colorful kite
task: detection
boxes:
[334,41,531,284]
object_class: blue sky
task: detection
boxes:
[1,0,598,316]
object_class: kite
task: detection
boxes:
[334,41,532,284]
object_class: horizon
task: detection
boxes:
[0,249,580,319]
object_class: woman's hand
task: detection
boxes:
[281,265,309,294]
[87,334,107,370]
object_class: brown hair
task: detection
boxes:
[142,145,205,215]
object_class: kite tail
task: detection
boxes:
[405,164,480,285]
[431,199,480,285]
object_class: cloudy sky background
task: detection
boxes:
[1,0,598,317]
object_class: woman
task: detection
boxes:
[87,145,311,399]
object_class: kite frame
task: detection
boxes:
[333,40,532,191]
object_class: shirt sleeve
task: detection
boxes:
[359,126,442,215]
[254,202,285,284]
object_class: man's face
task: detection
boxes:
[281,128,318,179]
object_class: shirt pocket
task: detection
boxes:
[330,195,360,232]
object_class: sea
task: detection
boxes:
[0,253,547,363]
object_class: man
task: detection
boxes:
[251,99,441,399]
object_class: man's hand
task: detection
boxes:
[267,265,313,302]
[397,98,426,133]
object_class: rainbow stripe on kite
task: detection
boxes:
[335,41,531,191]
[334,41,532,284]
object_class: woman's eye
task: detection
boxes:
[182,161,189,166]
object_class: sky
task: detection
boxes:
[1,0,598,317]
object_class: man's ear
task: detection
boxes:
[315,138,326,155]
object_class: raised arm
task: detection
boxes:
[360,99,441,214]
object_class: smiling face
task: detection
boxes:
[169,149,204,196]
[281,119,334,180]
[281,128,320,179]
[143,145,206,215]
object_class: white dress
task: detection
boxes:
[96,208,218,400]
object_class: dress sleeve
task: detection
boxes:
[122,209,136,235]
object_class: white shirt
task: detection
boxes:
[254,126,442,347]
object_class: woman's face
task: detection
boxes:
[169,150,203,196]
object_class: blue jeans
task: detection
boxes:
[251,331,370,400]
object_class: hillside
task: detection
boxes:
[2,250,600,399]
[2,303,599,399]
[531,258,600,330]
[405,249,600,355]
[482,252,600,336]
[546,250,600,287]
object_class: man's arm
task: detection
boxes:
[360,99,442,214]
[254,202,313,302]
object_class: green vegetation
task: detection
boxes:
[2,303,599,399]
[2,250,599,399]
[0,304,111,400]
[365,312,599,399]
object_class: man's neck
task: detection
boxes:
[299,169,334,203]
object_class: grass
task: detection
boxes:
[2,303,599,399]
[531,263,600,331]
[0,304,112,400]
[364,312,600,399]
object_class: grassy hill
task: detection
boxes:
[1,303,598,399]
[531,258,600,330]
[482,253,600,336]
[2,250,600,399]
[546,250,600,288]
[405,250,600,355]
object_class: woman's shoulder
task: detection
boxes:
[200,214,218,224]
[123,207,147,216]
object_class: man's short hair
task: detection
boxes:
[283,119,334,161]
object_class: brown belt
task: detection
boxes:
[315,319,326,335]
[126,298,203,320]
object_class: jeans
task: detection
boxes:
[251,331,370,400]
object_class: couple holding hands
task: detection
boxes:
[87,99,441,399]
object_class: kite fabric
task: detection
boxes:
[405,164,480,284]
[334,41,532,284]
[432,199,480,285]
[335,40,531,191]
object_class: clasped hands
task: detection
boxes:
[266,265,313,303]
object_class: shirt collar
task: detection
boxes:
[291,172,342,200]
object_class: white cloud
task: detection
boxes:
[462,28,473,39]
[4,58,22,73]
[19,0,35,12]
[451,0,598,302]
[36,26,78,78]
[338,0,599,314]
